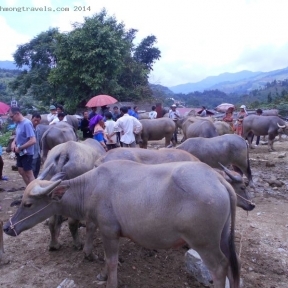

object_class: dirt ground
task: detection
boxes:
[0,138,288,288]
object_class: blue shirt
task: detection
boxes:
[16,119,35,155]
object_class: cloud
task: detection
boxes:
[2,0,288,86]
[0,16,31,60]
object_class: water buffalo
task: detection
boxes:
[96,147,199,167]
[176,134,253,186]
[96,147,255,211]
[243,115,288,152]
[213,121,234,136]
[185,119,218,139]
[4,161,240,288]
[41,122,77,163]
[38,139,106,251]
[180,117,216,142]
[262,109,279,116]
[134,118,176,148]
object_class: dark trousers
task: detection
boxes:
[107,144,118,150]
[0,156,3,178]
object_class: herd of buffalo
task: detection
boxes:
[2,108,288,288]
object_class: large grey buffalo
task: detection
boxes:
[243,115,288,152]
[96,147,255,211]
[214,121,234,136]
[176,134,253,186]
[41,122,77,163]
[184,119,218,139]
[38,139,106,251]
[134,118,176,148]
[4,161,240,288]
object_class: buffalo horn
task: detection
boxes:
[277,123,285,129]
[37,163,55,180]
[218,162,242,183]
[30,180,62,196]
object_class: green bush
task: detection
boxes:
[0,131,12,147]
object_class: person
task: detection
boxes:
[92,115,108,151]
[0,145,8,181]
[47,105,58,123]
[56,105,65,115]
[9,107,36,186]
[235,105,248,136]
[57,112,65,122]
[100,105,109,117]
[31,114,42,178]
[112,106,120,121]
[114,106,142,147]
[89,107,97,120]
[112,106,121,145]
[149,106,157,119]
[133,106,139,119]
[80,111,93,139]
[199,106,207,117]
[222,107,234,129]
[168,104,181,144]
[104,112,118,150]
[128,106,138,118]
[49,112,67,125]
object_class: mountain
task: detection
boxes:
[0,60,20,70]
[169,67,288,94]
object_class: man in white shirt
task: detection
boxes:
[149,106,157,119]
[47,105,58,123]
[114,106,142,147]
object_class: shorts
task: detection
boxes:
[16,154,33,171]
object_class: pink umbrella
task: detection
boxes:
[215,103,235,113]
[0,102,10,114]
[85,95,118,107]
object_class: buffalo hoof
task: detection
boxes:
[49,243,62,251]
[84,253,98,262]
[73,242,83,251]
[97,273,108,282]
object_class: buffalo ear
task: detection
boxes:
[49,185,70,201]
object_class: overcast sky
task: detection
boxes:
[1,0,288,87]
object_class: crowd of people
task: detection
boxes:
[81,105,142,150]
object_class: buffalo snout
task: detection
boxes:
[3,222,16,237]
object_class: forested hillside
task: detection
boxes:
[0,69,21,103]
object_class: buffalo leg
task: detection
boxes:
[247,132,254,149]
[268,136,275,152]
[83,221,97,261]
[97,237,119,288]
[0,220,4,260]
[48,215,63,250]
[68,218,82,250]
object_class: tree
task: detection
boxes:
[9,28,60,105]
[49,9,160,110]
[133,35,161,71]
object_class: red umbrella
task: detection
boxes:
[215,103,235,113]
[85,95,118,107]
[0,102,10,114]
